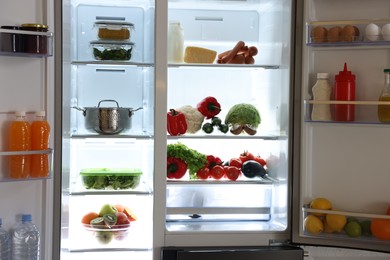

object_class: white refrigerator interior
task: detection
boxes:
[0,0,54,259]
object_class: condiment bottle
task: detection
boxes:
[9,111,31,179]
[378,69,390,122]
[167,21,184,63]
[311,73,332,121]
[30,111,51,178]
[334,63,356,121]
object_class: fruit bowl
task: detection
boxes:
[82,222,131,243]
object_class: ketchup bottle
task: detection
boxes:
[334,63,356,121]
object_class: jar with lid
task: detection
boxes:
[311,73,332,121]
[20,23,48,54]
[377,69,390,122]
[167,21,184,63]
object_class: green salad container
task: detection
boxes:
[80,168,142,190]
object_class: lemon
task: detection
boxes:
[323,219,335,233]
[310,198,332,216]
[345,221,362,238]
[326,214,347,232]
[304,215,324,234]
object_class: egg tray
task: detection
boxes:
[306,19,390,46]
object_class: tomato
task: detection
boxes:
[225,166,241,181]
[239,151,255,163]
[253,156,267,166]
[229,158,242,169]
[206,155,222,169]
[210,165,225,180]
[196,167,210,180]
[371,218,390,240]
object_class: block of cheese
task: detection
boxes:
[184,46,217,64]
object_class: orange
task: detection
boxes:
[325,214,347,232]
[371,218,390,241]
[81,212,99,225]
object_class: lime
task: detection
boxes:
[360,220,372,236]
[345,221,362,238]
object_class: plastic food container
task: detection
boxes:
[94,21,134,40]
[20,23,48,54]
[80,168,142,190]
[82,221,131,243]
[0,26,24,52]
[90,40,134,60]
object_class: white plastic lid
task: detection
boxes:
[317,73,329,79]
[15,111,26,117]
[36,111,46,117]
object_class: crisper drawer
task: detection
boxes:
[166,181,273,222]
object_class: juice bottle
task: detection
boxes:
[334,63,356,121]
[378,69,390,122]
[30,111,50,178]
[9,111,31,179]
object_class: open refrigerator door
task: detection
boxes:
[292,0,390,254]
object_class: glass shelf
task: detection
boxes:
[0,28,53,57]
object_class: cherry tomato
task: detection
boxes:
[225,166,241,181]
[210,165,225,180]
[196,167,210,180]
[239,151,255,163]
[253,156,267,167]
[229,158,242,168]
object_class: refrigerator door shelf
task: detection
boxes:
[0,148,54,181]
[304,99,390,124]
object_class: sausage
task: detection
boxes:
[220,41,245,63]
[227,54,245,64]
[247,46,258,56]
[244,55,255,64]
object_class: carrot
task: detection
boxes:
[220,41,245,63]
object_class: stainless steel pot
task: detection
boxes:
[73,99,142,134]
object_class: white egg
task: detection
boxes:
[381,23,390,41]
[365,23,381,41]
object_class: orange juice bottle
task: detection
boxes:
[9,111,31,178]
[30,111,50,178]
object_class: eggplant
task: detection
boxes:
[242,160,267,178]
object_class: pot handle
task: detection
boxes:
[128,107,143,117]
[72,106,87,117]
[98,99,119,108]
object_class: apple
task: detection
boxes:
[99,204,118,217]
[95,231,113,244]
[115,212,130,226]
[115,204,125,212]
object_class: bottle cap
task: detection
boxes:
[335,62,355,81]
[36,111,46,117]
[15,111,26,117]
[317,73,329,79]
[22,214,32,222]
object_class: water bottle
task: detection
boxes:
[11,214,40,260]
[0,218,11,260]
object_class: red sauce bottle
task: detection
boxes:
[334,63,356,121]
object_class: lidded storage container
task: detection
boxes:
[90,40,134,60]
[94,21,134,41]
[20,23,48,54]
[80,168,142,190]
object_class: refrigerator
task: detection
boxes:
[2,0,390,260]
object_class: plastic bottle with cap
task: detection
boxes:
[0,217,11,260]
[311,72,332,121]
[11,214,40,260]
[8,111,31,179]
[30,111,51,178]
[334,62,356,121]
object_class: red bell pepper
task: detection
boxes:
[167,157,188,179]
[167,109,187,136]
[197,96,221,119]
